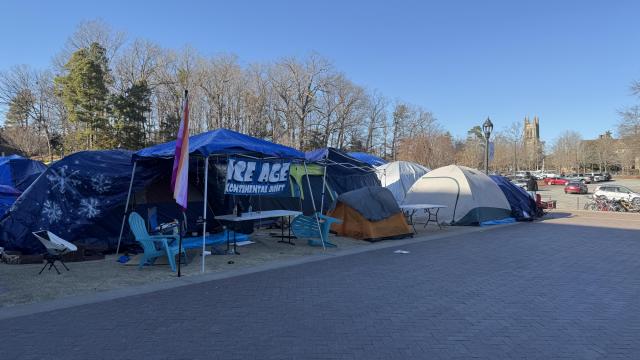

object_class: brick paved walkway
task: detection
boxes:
[3,215,640,359]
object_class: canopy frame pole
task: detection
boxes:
[116,161,137,255]
[201,156,210,273]
[303,161,325,250]
[319,164,328,214]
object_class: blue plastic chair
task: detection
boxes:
[291,213,342,248]
[128,212,186,272]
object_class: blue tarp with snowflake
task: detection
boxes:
[0,150,160,254]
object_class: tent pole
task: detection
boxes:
[303,161,325,250]
[201,156,209,273]
[319,164,328,214]
[116,161,137,255]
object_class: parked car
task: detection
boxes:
[544,177,569,185]
[566,174,586,184]
[588,173,605,182]
[578,174,593,183]
[512,178,528,190]
[593,185,640,205]
[603,172,612,181]
[564,182,588,194]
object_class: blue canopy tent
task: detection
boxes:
[490,175,537,221]
[305,148,381,212]
[347,152,387,167]
[0,150,163,254]
[0,155,47,191]
[122,129,324,270]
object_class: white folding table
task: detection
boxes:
[214,210,303,253]
[399,204,447,232]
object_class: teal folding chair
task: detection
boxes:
[128,212,186,272]
[291,213,341,248]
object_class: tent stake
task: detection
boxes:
[116,161,137,255]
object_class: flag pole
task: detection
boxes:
[175,89,189,277]
[177,205,183,277]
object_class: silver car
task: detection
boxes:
[593,185,640,205]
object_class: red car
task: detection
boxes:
[564,182,588,194]
[544,177,569,185]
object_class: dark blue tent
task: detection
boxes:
[133,128,304,160]
[306,148,381,195]
[490,175,537,221]
[0,155,47,191]
[347,152,387,166]
[0,150,163,254]
[0,185,21,218]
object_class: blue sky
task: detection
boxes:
[1,0,638,143]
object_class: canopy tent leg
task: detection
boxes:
[319,164,328,214]
[116,161,137,255]
[303,161,325,250]
[201,156,210,273]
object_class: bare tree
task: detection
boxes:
[53,19,126,71]
[504,121,522,174]
[364,90,387,154]
[0,65,59,159]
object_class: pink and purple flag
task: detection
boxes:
[171,90,190,210]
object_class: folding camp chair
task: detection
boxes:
[33,231,77,275]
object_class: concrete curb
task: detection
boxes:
[0,223,518,320]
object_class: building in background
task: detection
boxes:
[581,131,639,174]
[523,116,543,170]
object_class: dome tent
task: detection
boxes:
[0,185,21,218]
[376,161,430,204]
[328,187,412,241]
[490,175,538,221]
[0,150,163,254]
[0,155,46,191]
[305,148,380,195]
[404,165,511,225]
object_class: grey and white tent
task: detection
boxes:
[376,161,430,204]
[403,165,511,225]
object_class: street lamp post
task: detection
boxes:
[483,117,493,174]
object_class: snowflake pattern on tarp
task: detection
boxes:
[42,200,62,224]
[46,165,81,196]
[0,150,156,254]
[78,198,101,219]
[91,174,112,194]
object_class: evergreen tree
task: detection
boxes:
[111,80,151,149]
[5,89,34,128]
[55,42,111,150]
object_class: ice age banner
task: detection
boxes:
[224,157,291,195]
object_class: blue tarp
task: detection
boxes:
[305,148,381,195]
[0,155,47,191]
[490,175,537,221]
[0,150,163,254]
[0,185,21,218]
[133,128,304,161]
[480,217,517,227]
[347,152,387,166]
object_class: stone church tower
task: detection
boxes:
[523,116,542,169]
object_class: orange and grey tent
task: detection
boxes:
[328,187,412,242]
